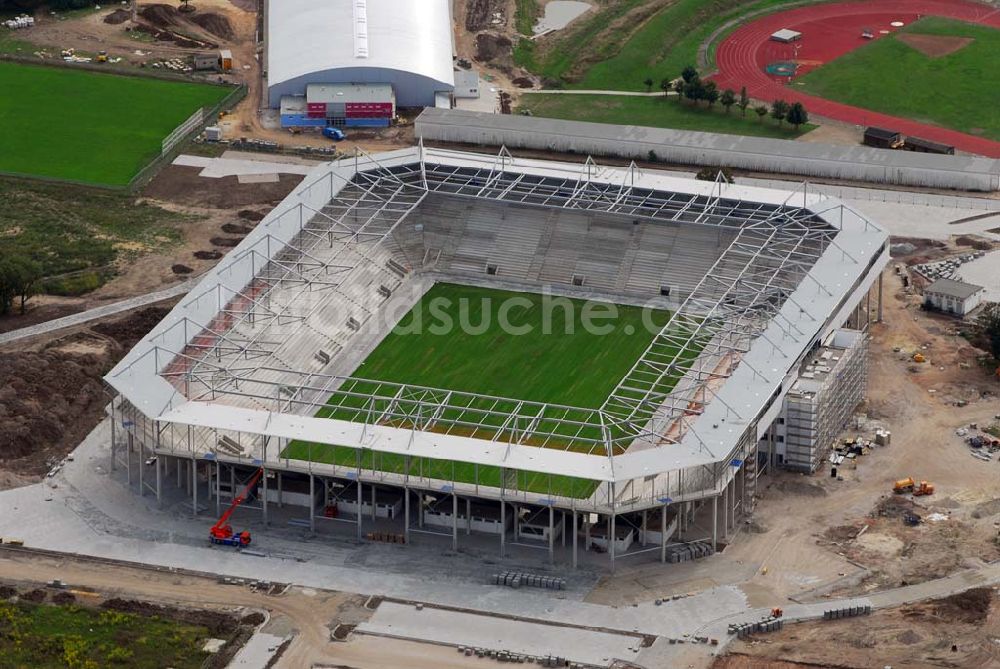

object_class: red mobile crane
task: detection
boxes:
[209,467,263,547]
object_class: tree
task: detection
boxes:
[720,88,736,114]
[683,76,704,104]
[786,102,809,129]
[702,81,719,107]
[672,78,686,101]
[770,99,790,126]
[644,77,654,92]
[754,105,768,122]
[978,303,1000,360]
[738,86,750,118]
[681,65,698,83]
[0,257,40,316]
[659,78,672,97]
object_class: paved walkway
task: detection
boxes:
[0,279,196,347]
[525,89,677,97]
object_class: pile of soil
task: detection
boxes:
[511,76,535,88]
[102,598,239,635]
[873,495,916,518]
[241,611,266,626]
[955,235,993,251]
[475,33,512,62]
[194,250,224,260]
[210,237,241,247]
[0,585,16,599]
[466,0,503,31]
[0,307,169,480]
[238,210,265,221]
[20,589,46,603]
[190,12,235,40]
[139,3,180,27]
[932,587,993,624]
[103,8,131,24]
[131,22,217,49]
[51,591,76,605]
[221,223,254,235]
[171,264,194,274]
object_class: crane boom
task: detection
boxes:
[210,467,263,546]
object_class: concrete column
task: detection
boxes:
[356,481,363,541]
[136,437,143,496]
[561,512,566,548]
[452,493,458,551]
[403,487,410,544]
[584,515,590,552]
[513,504,519,540]
[548,505,554,564]
[176,457,182,488]
[215,462,221,517]
[722,483,729,539]
[110,416,117,472]
[261,468,269,526]
[230,466,235,502]
[126,432,133,486]
[277,471,283,508]
[609,512,616,573]
[466,498,472,535]
[500,500,506,559]
[571,510,578,568]
[155,453,162,505]
[641,509,647,546]
[711,496,718,550]
[877,273,884,322]
[371,484,376,522]
[190,458,197,518]
[660,503,668,563]
[418,492,424,528]
[309,473,316,533]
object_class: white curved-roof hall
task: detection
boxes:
[266,0,455,107]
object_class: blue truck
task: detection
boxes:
[323,127,346,141]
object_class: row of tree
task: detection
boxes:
[643,67,809,130]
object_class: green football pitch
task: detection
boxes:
[280,283,699,499]
[0,61,232,186]
[797,18,1000,141]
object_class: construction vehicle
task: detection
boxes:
[96,50,108,63]
[892,477,934,496]
[770,607,783,618]
[912,352,926,363]
[209,467,262,547]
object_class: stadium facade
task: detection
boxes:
[106,146,888,569]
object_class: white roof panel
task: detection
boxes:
[267,0,454,91]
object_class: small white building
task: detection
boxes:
[924,278,984,316]
[770,28,802,43]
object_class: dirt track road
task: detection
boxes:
[0,550,482,669]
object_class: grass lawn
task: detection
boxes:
[796,18,1000,141]
[0,61,231,185]
[0,178,192,292]
[517,93,814,138]
[281,283,697,498]
[0,600,211,668]
[520,0,805,90]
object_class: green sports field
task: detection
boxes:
[281,283,700,498]
[797,18,1000,141]
[0,61,232,185]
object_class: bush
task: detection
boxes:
[40,270,110,297]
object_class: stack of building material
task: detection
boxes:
[665,541,714,563]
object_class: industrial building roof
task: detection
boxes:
[267,0,454,92]
[416,109,1000,183]
[925,278,984,299]
[307,83,395,104]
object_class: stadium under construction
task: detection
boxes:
[105,146,889,569]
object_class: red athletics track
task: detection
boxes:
[713,0,1000,157]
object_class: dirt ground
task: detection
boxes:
[0,307,172,488]
[716,588,1000,669]
[897,33,975,58]
[0,550,489,669]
